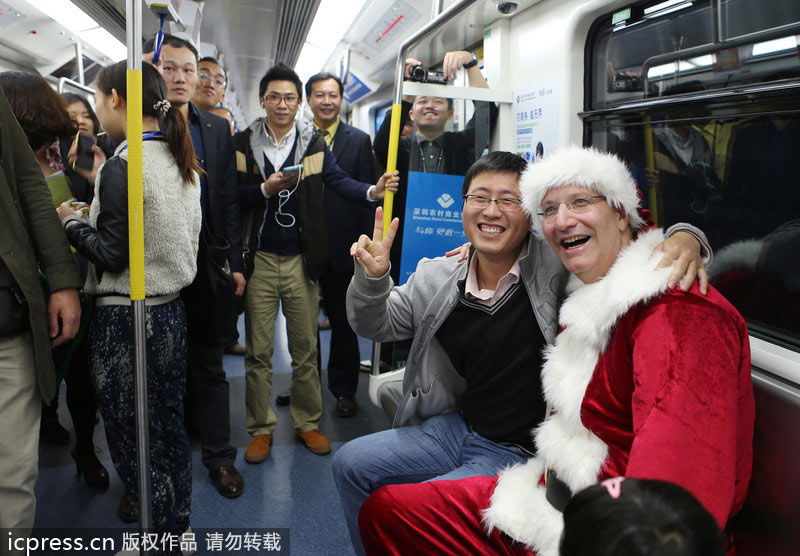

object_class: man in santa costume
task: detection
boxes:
[358,146,755,556]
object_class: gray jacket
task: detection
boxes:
[346,223,710,428]
[346,235,568,427]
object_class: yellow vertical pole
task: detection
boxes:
[643,119,660,226]
[125,0,152,534]
[127,70,145,301]
[381,105,403,237]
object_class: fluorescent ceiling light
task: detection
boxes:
[28,0,94,30]
[26,0,127,61]
[647,62,676,78]
[294,0,368,87]
[752,36,797,56]
[294,43,328,89]
[644,0,689,15]
[647,54,712,77]
[78,28,127,62]
[687,54,713,67]
[646,3,693,19]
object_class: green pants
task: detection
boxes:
[245,251,321,435]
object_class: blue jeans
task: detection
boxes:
[332,413,530,555]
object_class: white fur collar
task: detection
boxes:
[482,228,671,555]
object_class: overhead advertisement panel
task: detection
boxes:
[359,1,422,54]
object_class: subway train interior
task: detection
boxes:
[1,0,799,554]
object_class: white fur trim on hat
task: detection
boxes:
[520,145,644,236]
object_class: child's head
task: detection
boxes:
[560,478,724,556]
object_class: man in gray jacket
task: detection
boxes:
[0,87,81,537]
[333,151,711,553]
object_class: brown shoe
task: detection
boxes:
[210,465,244,498]
[295,429,331,455]
[245,434,273,463]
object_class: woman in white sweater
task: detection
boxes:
[58,61,201,546]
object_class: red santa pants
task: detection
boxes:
[358,475,534,556]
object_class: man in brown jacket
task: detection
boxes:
[0,87,81,537]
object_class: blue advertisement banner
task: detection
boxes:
[399,171,466,285]
[343,72,372,104]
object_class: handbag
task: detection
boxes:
[182,223,238,346]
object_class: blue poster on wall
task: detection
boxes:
[398,171,466,285]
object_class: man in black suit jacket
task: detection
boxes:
[306,73,377,418]
[145,35,246,500]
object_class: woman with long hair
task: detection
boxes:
[57,61,202,545]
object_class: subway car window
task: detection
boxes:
[590,0,800,108]
[586,2,800,350]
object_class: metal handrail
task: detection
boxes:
[392,0,481,105]
[57,76,95,95]
[373,0,482,378]
[580,80,800,119]
[339,47,350,85]
[641,21,800,96]
[74,40,85,86]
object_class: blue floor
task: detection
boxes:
[34,310,389,555]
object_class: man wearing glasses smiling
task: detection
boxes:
[193,56,227,112]
[334,150,712,554]
[234,63,398,464]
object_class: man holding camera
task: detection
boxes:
[374,50,497,281]
[234,64,397,463]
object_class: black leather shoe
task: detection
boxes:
[276,390,291,406]
[336,396,357,418]
[210,465,244,498]
[71,448,110,489]
[118,494,138,523]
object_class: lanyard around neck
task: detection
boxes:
[417,139,444,174]
[120,131,164,152]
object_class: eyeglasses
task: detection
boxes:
[537,196,607,219]
[198,71,226,88]
[463,194,523,212]
[265,93,299,107]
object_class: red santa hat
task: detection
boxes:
[520,145,646,236]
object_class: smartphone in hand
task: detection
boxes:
[72,132,96,173]
[282,164,303,176]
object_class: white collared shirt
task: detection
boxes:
[262,120,297,171]
[259,121,298,198]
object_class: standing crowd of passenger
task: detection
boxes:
[0,30,755,556]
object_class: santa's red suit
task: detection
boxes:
[359,229,755,556]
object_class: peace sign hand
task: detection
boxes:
[350,206,399,278]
